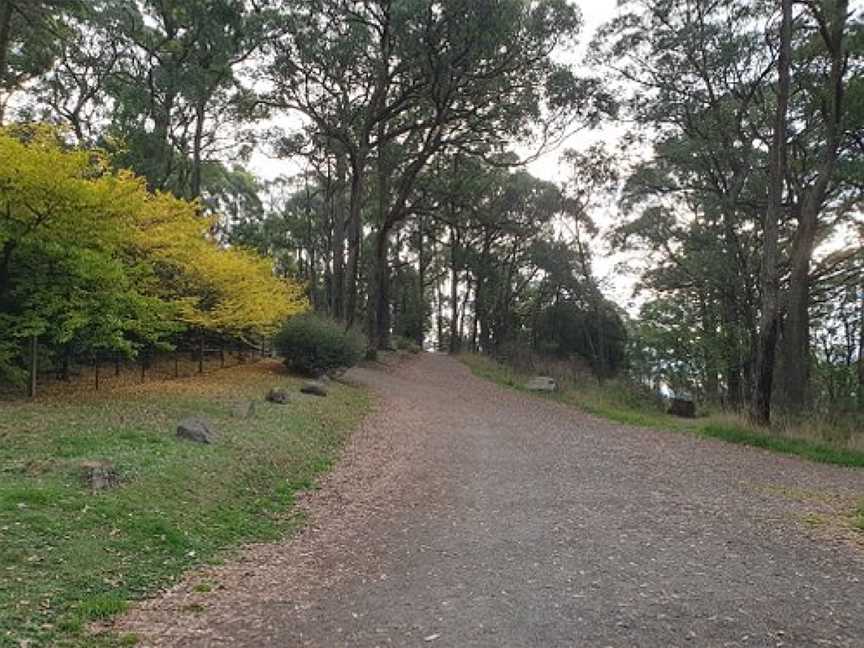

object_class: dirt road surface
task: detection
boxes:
[119,354,864,647]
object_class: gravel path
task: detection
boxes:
[119,353,864,647]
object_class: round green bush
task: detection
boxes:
[274,314,367,376]
[392,335,422,354]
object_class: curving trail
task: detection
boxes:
[119,353,864,647]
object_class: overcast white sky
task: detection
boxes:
[524,2,620,182]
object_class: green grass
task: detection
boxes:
[460,353,688,429]
[699,424,864,468]
[0,360,370,647]
[460,353,864,469]
[854,503,864,531]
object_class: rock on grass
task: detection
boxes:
[300,381,328,397]
[176,418,216,444]
[524,376,557,392]
[266,387,292,404]
[231,400,256,419]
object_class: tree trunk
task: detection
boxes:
[371,224,392,350]
[345,151,368,328]
[777,0,848,413]
[778,213,817,410]
[190,100,206,199]
[61,349,70,382]
[858,277,864,408]
[750,0,792,425]
[331,152,347,319]
[448,226,461,354]
[459,273,473,345]
[434,239,444,351]
[721,295,743,409]
[416,214,426,347]
[27,334,37,399]
[476,233,492,353]
[0,0,13,125]
[698,290,720,402]
[152,87,176,191]
[370,127,391,350]
[471,306,479,352]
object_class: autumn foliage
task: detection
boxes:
[0,127,307,383]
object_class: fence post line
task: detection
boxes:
[27,334,38,399]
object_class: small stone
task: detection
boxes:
[266,387,292,404]
[231,400,256,419]
[524,376,558,392]
[300,381,328,397]
[80,460,120,491]
[176,418,215,444]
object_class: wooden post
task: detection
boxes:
[27,335,37,399]
[198,338,204,374]
[220,344,225,368]
[174,354,179,378]
[141,349,146,382]
[94,358,100,391]
[115,354,121,377]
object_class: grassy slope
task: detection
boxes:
[460,353,864,469]
[0,360,370,647]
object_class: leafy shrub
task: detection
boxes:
[392,335,422,354]
[274,314,367,376]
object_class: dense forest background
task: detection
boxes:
[0,0,862,426]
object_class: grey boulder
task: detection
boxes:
[266,387,292,404]
[300,381,328,397]
[524,376,558,392]
[176,417,216,444]
[669,397,696,418]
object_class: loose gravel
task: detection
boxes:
[117,353,864,647]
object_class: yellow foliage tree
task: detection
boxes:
[0,125,307,382]
[129,190,308,342]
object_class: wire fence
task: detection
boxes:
[2,341,273,400]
